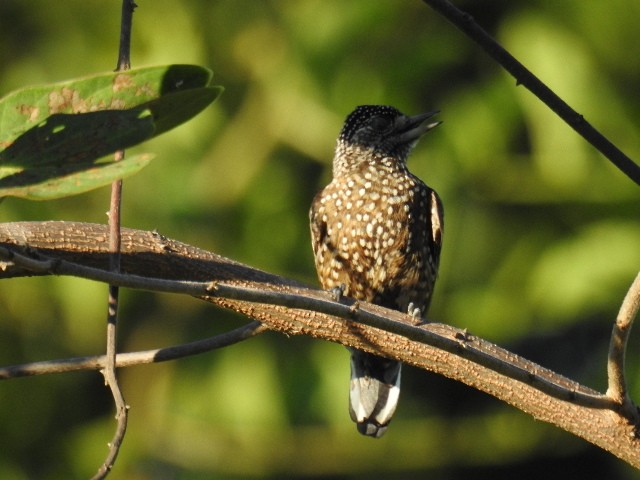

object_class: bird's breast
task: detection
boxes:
[311,168,433,310]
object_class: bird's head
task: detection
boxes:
[337,105,441,165]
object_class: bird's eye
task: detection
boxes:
[369,116,393,132]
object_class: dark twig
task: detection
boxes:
[422,0,640,186]
[607,272,640,421]
[0,321,267,379]
[116,0,137,71]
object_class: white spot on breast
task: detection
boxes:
[366,223,374,236]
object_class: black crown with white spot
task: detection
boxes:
[337,105,439,162]
[339,105,403,144]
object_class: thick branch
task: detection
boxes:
[0,221,639,467]
[0,243,614,409]
[422,0,640,186]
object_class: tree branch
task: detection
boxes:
[96,159,127,480]
[0,242,615,408]
[607,272,640,419]
[0,320,266,379]
[93,1,138,476]
[0,221,639,467]
[421,0,640,186]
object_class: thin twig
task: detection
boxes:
[116,0,137,71]
[93,0,137,477]
[421,0,640,186]
[0,321,267,379]
[607,272,640,420]
[93,160,128,480]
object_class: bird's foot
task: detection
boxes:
[330,283,346,302]
[407,302,423,326]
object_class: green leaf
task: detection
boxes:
[0,64,216,147]
[0,109,155,168]
[0,64,223,200]
[142,86,223,137]
[0,153,154,200]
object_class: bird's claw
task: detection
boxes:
[407,302,423,325]
[330,283,346,302]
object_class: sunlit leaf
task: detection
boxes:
[0,64,216,147]
[0,64,222,199]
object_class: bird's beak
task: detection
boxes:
[396,110,441,144]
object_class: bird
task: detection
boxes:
[309,105,443,438]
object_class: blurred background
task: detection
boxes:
[1,0,639,478]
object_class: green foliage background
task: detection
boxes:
[1,1,639,478]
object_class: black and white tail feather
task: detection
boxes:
[348,350,402,438]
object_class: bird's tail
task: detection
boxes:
[348,349,402,438]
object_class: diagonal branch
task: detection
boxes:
[422,0,640,186]
[0,241,614,409]
[0,221,639,467]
